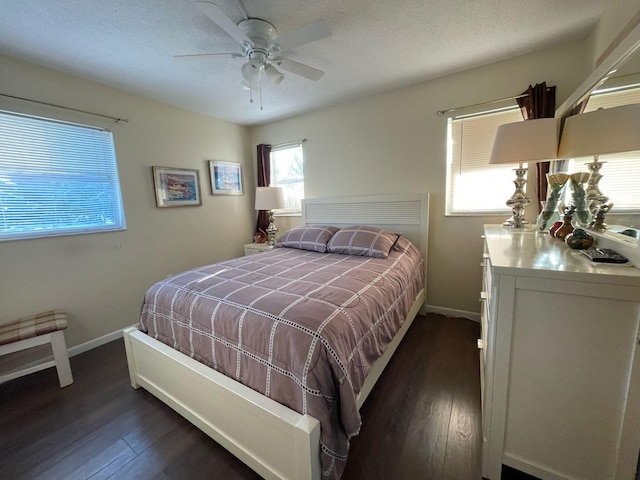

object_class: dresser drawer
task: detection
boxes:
[482,253,493,296]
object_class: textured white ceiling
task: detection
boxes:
[0,0,610,126]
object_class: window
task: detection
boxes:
[566,84,640,212]
[446,107,524,215]
[0,110,126,241]
[270,142,304,215]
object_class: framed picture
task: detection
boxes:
[209,160,244,195]
[152,166,202,208]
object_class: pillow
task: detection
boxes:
[327,225,399,259]
[276,225,339,253]
[392,235,412,252]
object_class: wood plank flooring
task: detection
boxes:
[0,313,482,480]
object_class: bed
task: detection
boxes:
[123,193,430,479]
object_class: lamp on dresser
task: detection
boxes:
[255,186,285,245]
[557,103,640,215]
[489,117,560,228]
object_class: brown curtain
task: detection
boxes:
[255,143,272,236]
[516,82,556,212]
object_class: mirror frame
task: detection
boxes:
[554,20,640,264]
[556,21,640,119]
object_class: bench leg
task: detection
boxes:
[50,331,73,388]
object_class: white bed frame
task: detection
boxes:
[123,193,430,480]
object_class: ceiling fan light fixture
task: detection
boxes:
[241,59,262,84]
[264,65,284,86]
[190,4,331,110]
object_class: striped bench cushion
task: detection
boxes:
[0,310,68,346]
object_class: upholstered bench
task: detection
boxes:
[0,310,73,388]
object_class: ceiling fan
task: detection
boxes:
[178,1,331,105]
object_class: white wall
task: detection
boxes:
[0,55,254,348]
[591,0,640,65]
[251,39,592,314]
[3,8,631,350]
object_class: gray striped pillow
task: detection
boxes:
[327,225,399,259]
[276,225,339,253]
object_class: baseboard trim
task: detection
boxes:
[424,304,480,323]
[68,328,124,358]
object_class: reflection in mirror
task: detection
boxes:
[562,92,640,218]
[554,23,640,258]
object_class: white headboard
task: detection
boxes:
[302,193,430,297]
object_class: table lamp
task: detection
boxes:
[557,103,640,214]
[255,186,286,245]
[489,117,559,228]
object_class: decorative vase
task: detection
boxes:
[554,206,575,240]
[254,229,267,243]
[591,202,614,232]
[536,173,569,231]
[568,172,593,228]
[549,221,562,238]
[565,228,595,249]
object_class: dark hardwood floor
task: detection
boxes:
[0,313,482,480]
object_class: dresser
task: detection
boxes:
[481,225,640,480]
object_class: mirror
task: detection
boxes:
[555,21,640,260]
[556,21,640,119]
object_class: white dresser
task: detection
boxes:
[481,225,640,480]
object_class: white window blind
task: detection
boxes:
[446,107,524,214]
[271,142,304,215]
[0,110,126,241]
[575,86,640,211]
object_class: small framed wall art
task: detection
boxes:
[209,160,244,195]
[152,166,202,208]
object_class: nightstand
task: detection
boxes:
[243,243,275,256]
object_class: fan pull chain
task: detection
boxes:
[249,82,254,104]
[259,78,263,111]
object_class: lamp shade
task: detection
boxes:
[489,117,560,165]
[255,186,285,210]
[557,103,640,159]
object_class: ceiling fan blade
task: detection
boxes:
[195,1,252,45]
[273,57,324,81]
[271,19,331,52]
[173,52,244,59]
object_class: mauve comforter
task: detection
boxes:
[139,237,424,479]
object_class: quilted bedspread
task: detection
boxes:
[139,238,424,479]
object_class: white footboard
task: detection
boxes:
[123,326,321,480]
[122,287,425,480]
